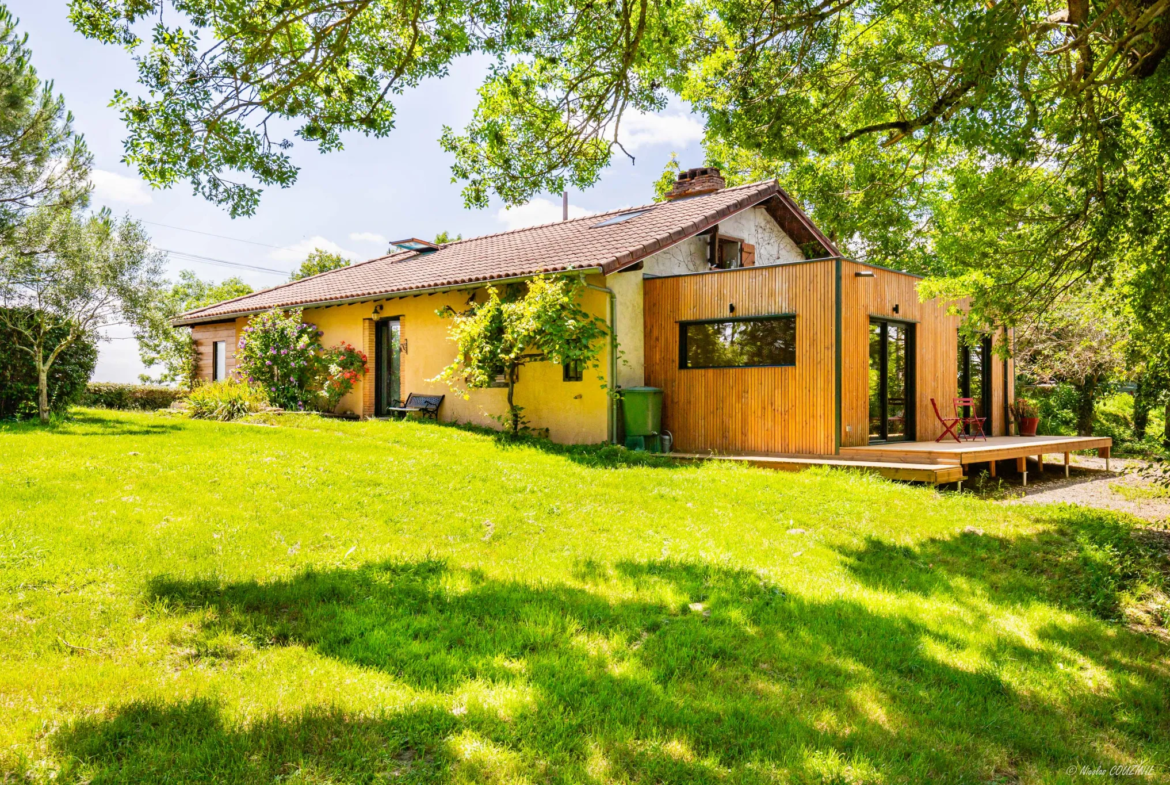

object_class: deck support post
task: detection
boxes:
[1064,452,1070,478]
[1037,454,1044,474]
[1016,456,1027,486]
[989,460,996,478]
[1101,445,1111,472]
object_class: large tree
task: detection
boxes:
[0,208,164,422]
[1015,290,1129,436]
[0,7,91,234]
[69,0,1169,211]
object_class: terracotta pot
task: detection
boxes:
[1018,416,1039,437]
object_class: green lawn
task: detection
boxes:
[1,409,1168,784]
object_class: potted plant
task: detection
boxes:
[1011,398,1040,437]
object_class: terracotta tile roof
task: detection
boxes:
[175,179,830,325]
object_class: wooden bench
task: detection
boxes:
[386,393,444,420]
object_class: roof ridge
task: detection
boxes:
[435,180,773,247]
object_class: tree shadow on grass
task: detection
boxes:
[54,410,184,437]
[837,505,1170,630]
[413,416,686,470]
[47,551,1170,783]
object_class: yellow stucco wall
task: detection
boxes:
[252,278,614,444]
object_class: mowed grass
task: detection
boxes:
[1,409,1168,784]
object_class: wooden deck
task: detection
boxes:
[672,453,966,485]
[840,434,1112,484]
[673,435,1111,486]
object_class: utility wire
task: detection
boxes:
[143,220,282,248]
[157,248,289,276]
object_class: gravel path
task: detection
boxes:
[998,455,1170,522]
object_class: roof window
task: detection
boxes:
[592,210,649,228]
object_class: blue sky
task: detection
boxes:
[15,2,707,382]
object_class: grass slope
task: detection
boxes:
[1,409,1168,784]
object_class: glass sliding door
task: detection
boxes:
[868,319,915,443]
[957,335,992,434]
[375,319,401,415]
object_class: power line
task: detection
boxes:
[158,248,289,276]
[143,219,283,248]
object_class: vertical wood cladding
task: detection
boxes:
[643,262,836,455]
[190,321,239,382]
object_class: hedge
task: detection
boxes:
[81,383,186,411]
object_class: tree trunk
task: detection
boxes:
[1164,397,1170,450]
[1133,374,1151,441]
[37,358,50,424]
[506,364,519,435]
[1074,374,1099,437]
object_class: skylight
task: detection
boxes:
[592,210,649,228]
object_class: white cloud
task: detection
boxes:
[617,110,704,152]
[90,169,154,205]
[496,198,594,231]
[268,236,361,263]
[349,231,387,244]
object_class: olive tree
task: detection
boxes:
[434,275,609,436]
[0,208,164,423]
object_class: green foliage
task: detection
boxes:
[289,248,350,282]
[2,409,1170,781]
[132,270,253,386]
[434,275,609,435]
[235,309,322,411]
[185,378,270,421]
[0,7,92,234]
[0,208,165,422]
[0,307,95,419]
[81,382,185,411]
[317,342,368,413]
[433,231,461,245]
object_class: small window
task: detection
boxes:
[563,360,584,382]
[212,341,227,381]
[680,316,796,369]
[592,210,649,228]
[713,237,743,269]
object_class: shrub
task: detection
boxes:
[235,308,322,411]
[186,379,269,421]
[0,308,97,419]
[317,342,368,412]
[81,383,185,411]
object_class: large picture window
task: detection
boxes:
[679,315,796,369]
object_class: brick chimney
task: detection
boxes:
[664,167,726,200]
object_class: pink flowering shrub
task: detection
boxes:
[236,308,322,411]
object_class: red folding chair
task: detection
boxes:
[931,398,962,443]
[954,397,987,441]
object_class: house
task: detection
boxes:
[176,168,1019,458]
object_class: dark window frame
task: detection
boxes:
[212,340,226,381]
[678,313,797,370]
[563,360,584,382]
[957,334,993,426]
[868,317,917,443]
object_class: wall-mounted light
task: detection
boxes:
[729,303,736,314]
[372,303,383,316]
[854,271,876,278]
[893,303,900,314]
